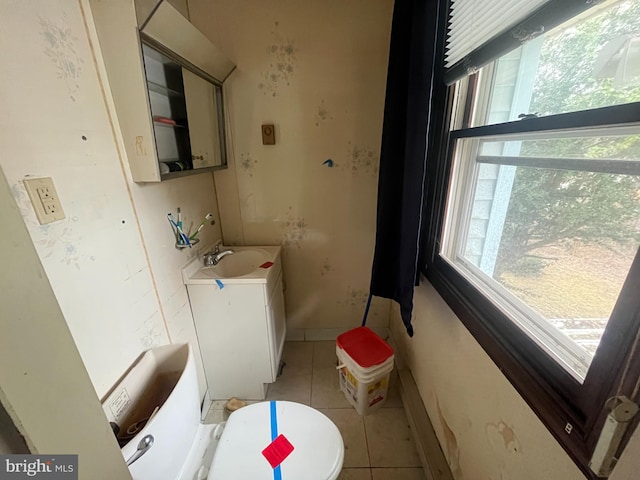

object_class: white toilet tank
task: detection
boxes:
[102,344,344,480]
[101,344,202,479]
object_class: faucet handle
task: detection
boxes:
[203,252,215,266]
[213,239,223,254]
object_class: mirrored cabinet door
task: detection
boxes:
[141,41,227,179]
[182,68,225,169]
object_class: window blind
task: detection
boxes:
[443,0,600,85]
[445,0,550,68]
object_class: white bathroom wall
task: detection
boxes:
[0,0,219,399]
[0,166,131,479]
[391,280,640,479]
[189,0,394,337]
[125,176,220,397]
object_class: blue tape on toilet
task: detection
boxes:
[270,401,282,480]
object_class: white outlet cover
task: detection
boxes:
[23,177,65,224]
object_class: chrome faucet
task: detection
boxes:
[212,248,235,265]
[203,243,235,266]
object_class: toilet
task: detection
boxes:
[101,344,344,479]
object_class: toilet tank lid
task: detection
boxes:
[208,401,344,479]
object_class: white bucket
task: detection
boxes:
[336,345,394,415]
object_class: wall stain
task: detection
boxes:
[258,21,297,97]
[337,286,368,308]
[138,311,164,349]
[11,183,35,220]
[39,13,83,101]
[338,142,379,176]
[282,206,308,248]
[135,136,147,156]
[239,152,259,177]
[239,192,254,210]
[320,257,334,276]
[315,99,333,126]
[485,421,521,480]
[435,397,463,478]
[486,420,521,454]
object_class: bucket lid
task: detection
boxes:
[208,401,343,479]
[336,327,394,368]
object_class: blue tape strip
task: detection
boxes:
[269,401,282,480]
[215,279,224,290]
[269,401,278,440]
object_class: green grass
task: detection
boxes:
[497,241,636,319]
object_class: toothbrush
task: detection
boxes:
[169,213,190,246]
[168,213,191,247]
[177,207,182,230]
[167,214,185,244]
[190,213,212,240]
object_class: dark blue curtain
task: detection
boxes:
[370,0,443,336]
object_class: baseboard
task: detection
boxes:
[285,328,305,341]
[397,367,455,480]
[285,327,390,342]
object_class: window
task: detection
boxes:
[423,0,640,476]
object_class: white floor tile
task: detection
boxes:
[265,341,314,404]
[321,408,370,468]
[266,371,312,405]
[338,468,373,480]
[203,408,225,424]
[313,341,338,368]
[371,468,426,480]
[364,408,421,468]
[382,370,403,408]
[281,341,314,374]
[311,366,352,409]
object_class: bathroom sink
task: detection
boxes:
[182,245,281,285]
[201,248,271,278]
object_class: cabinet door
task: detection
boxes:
[266,273,287,380]
[143,45,191,170]
[187,283,272,399]
[182,68,222,169]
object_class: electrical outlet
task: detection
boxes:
[42,200,57,215]
[36,186,52,200]
[23,177,65,224]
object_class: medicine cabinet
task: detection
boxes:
[141,40,227,177]
[89,0,235,182]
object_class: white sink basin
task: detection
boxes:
[201,248,271,278]
[182,245,281,285]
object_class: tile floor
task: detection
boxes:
[205,341,426,480]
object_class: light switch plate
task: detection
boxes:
[23,177,65,224]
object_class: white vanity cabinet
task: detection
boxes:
[184,249,286,400]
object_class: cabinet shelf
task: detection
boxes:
[160,165,224,181]
[153,120,186,128]
[147,80,184,98]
